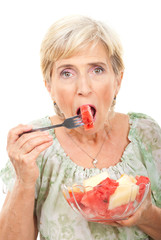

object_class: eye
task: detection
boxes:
[93,66,105,74]
[61,70,73,78]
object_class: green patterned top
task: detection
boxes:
[0,112,161,240]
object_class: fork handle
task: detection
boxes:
[20,123,63,136]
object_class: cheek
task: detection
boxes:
[104,90,114,108]
[55,88,67,104]
[53,87,74,113]
[98,81,115,100]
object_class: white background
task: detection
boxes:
[0,0,161,236]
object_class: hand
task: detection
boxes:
[7,124,53,188]
[116,186,152,227]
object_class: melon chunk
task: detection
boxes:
[70,184,82,193]
[117,174,137,184]
[80,104,94,130]
[83,171,109,191]
[108,174,139,210]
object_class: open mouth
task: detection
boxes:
[76,104,96,120]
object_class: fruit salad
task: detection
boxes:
[62,172,150,220]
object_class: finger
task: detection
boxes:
[24,140,53,162]
[96,221,122,227]
[16,131,51,149]
[7,124,33,145]
[20,134,53,154]
[116,217,135,227]
[116,211,141,227]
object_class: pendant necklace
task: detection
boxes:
[66,132,108,168]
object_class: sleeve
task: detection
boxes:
[0,160,16,193]
[135,113,161,207]
[0,155,44,200]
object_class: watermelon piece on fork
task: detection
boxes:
[80,105,94,130]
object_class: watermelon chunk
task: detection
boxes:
[80,105,94,130]
[80,178,119,216]
[81,189,108,215]
[67,191,84,210]
[135,176,150,202]
[68,191,84,204]
[106,201,135,218]
[95,177,119,202]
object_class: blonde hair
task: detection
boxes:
[40,15,124,117]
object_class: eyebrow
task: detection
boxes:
[57,62,108,70]
[88,62,107,68]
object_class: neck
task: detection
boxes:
[66,126,110,168]
[66,127,110,145]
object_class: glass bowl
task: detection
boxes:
[62,181,150,221]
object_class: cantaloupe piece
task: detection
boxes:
[108,174,139,210]
[83,171,109,191]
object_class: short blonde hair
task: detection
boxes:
[40,15,124,84]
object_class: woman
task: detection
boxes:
[0,15,161,240]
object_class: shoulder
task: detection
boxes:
[129,112,161,147]
[128,112,161,132]
[112,112,129,127]
[128,112,156,122]
[28,116,52,128]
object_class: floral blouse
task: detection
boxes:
[0,112,161,240]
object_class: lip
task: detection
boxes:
[76,104,97,121]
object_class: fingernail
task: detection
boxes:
[25,125,33,130]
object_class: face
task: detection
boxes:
[47,41,123,131]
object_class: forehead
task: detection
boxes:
[54,41,110,68]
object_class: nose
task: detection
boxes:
[76,75,92,96]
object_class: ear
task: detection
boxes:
[44,80,55,103]
[44,80,51,93]
[115,71,124,95]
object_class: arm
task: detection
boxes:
[138,205,161,240]
[0,124,53,240]
[0,184,38,240]
[118,115,161,239]
[116,188,161,240]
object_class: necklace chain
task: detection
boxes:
[66,132,108,168]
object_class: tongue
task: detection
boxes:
[80,105,94,130]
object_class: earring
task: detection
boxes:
[111,95,116,108]
[113,95,116,104]
[53,101,64,118]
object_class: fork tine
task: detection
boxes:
[71,116,82,121]
[74,121,84,125]
[72,115,80,119]
[75,121,83,125]
[73,118,82,123]
[74,118,84,124]
[69,115,80,119]
[65,115,84,129]
[72,123,84,128]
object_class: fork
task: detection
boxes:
[21,115,84,135]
